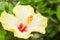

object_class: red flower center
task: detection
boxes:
[18,23,27,32]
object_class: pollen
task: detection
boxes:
[26,15,33,24]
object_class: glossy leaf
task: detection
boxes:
[56,5,60,21]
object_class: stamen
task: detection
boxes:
[18,23,27,32]
[26,15,33,24]
[21,26,27,32]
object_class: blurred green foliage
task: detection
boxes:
[0,0,60,40]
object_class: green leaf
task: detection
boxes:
[48,30,57,38]
[6,31,15,40]
[19,0,32,5]
[34,0,43,3]
[46,21,53,34]
[0,2,5,15]
[0,23,7,40]
[0,2,5,10]
[56,5,60,21]
[5,2,14,14]
[8,3,14,14]
[57,25,60,31]
[0,30,7,40]
[47,0,60,3]
[46,19,57,38]
[44,8,56,16]
[5,2,9,13]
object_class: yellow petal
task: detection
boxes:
[0,11,33,39]
[13,29,33,39]
[0,4,48,39]
[13,5,34,24]
[27,13,48,34]
[0,11,18,31]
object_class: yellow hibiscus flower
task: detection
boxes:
[0,5,48,39]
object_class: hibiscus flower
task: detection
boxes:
[0,5,48,39]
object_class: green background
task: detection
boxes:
[0,0,60,40]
